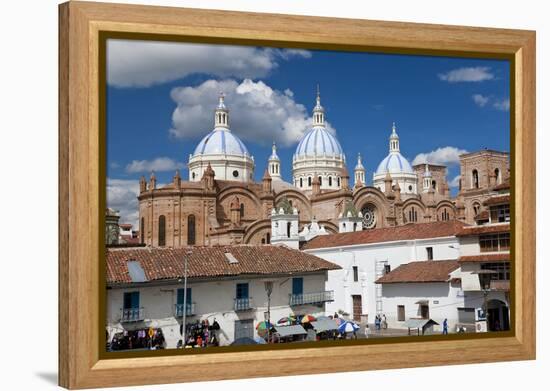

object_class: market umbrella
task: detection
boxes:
[338,321,360,334]
[231,337,258,346]
[256,321,273,337]
[333,317,346,326]
[300,314,317,324]
[277,316,296,325]
[316,315,331,321]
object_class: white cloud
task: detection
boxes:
[438,67,494,83]
[125,157,184,174]
[107,40,311,88]
[169,78,335,147]
[493,98,510,111]
[449,175,461,188]
[412,146,468,166]
[472,94,489,107]
[106,178,140,227]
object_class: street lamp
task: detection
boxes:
[264,281,273,343]
[181,250,192,347]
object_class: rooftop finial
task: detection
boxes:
[392,122,397,134]
[218,91,226,108]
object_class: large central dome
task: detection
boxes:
[292,88,347,193]
[294,126,343,157]
[188,94,254,182]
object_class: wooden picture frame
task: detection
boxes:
[59,1,536,389]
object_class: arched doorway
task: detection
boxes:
[487,299,510,331]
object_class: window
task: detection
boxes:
[266,232,270,244]
[432,180,437,190]
[287,222,291,238]
[232,170,239,178]
[236,283,249,299]
[329,176,333,186]
[337,177,341,187]
[318,176,322,186]
[192,172,196,179]
[426,247,433,260]
[472,169,479,189]
[480,262,510,281]
[300,178,303,187]
[261,238,265,244]
[490,204,510,223]
[177,288,192,306]
[408,207,418,222]
[441,208,449,221]
[158,215,166,246]
[187,215,196,245]
[397,305,405,321]
[473,202,481,216]
[384,264,391,274]
[308,177,312,186]
[240,203,244,218]
[494,168,500,184]
[420,304,430,319]
[408,185,413,191]
[457,308,476,324]
[140,217,144,244]
[479,233,510,252]
[353,266,359,282]
[292,277,303,296]
[123,291,140,310]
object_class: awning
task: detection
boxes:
[273,325,307,337]
[472,270,499,274]
[415,300,429,305]
[311,319,339,333]
[404,318,439,329]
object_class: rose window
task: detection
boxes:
[361,206,377,229]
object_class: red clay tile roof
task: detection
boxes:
[458,253,509,263]
[456,223,510,237]
[119,224,133,229]
[483,195,510,206]
[106,245,340,284]
[375,260,459,284]
[303,221,467,250]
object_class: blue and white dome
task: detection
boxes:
[294,127,344,157]
[375,152,414,175]
[193,128,249,156]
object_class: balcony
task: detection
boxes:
[120,307,144,322]
[234,297,253,311]
[289,291,334,306]
[489,279,510,291]
[174,303,196,317]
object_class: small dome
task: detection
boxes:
[375,152,414,175]
[294,127,343,157]
[193,128,249,156]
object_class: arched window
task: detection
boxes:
[337,177,341,187]
[158,215,166,246]
[441,208,449,221]
[240,203,244,218]
[318,176,322,186]
[408,207,418,222]
[287,222,291,238]
[140,217,145,244]
[432,180,437,190]
[187,215,196,245]
[473,202,481,217]
[494,168,500,184]
[266,232,270,244]
[300,178,303,187]
[329,177,333,186]
[308,177,312,186]
[472,169,479,189]
[261,238,265,244]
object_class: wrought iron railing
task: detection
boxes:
[174,303,196,317]
[289,290,334,306]
[120,307,144,322]
[234,297,253,311]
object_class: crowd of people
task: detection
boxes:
[108,328,166,351]
[177,318,221,348]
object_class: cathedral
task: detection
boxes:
[137,90,509,247]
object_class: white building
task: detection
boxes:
[375,260,462,333]
[302,220,465,322]
[106,245,339,349]
[188,93,255,182]
[292,88,347,193]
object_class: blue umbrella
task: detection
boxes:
[338,321,360,334]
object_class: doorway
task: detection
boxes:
[352,295,362,322]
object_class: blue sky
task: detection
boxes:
[106,39,510,225]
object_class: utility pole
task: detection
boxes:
[181,250,192,347]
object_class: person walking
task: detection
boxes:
[375,315,381,331]
[364,324,370,339]
[443,318,448,335]
[382,314,388,330]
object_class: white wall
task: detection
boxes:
[107,272,329,347]
[379,282,462,332]
[306,236,460,320]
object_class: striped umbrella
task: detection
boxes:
[256,321,273,337]
[277,316,296,325]
[338,321,360,334]
[300,314,317,324]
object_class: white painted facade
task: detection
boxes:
[304,236,460,321]
[107,272,329,348]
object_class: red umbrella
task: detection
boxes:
[300,314,317,324]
